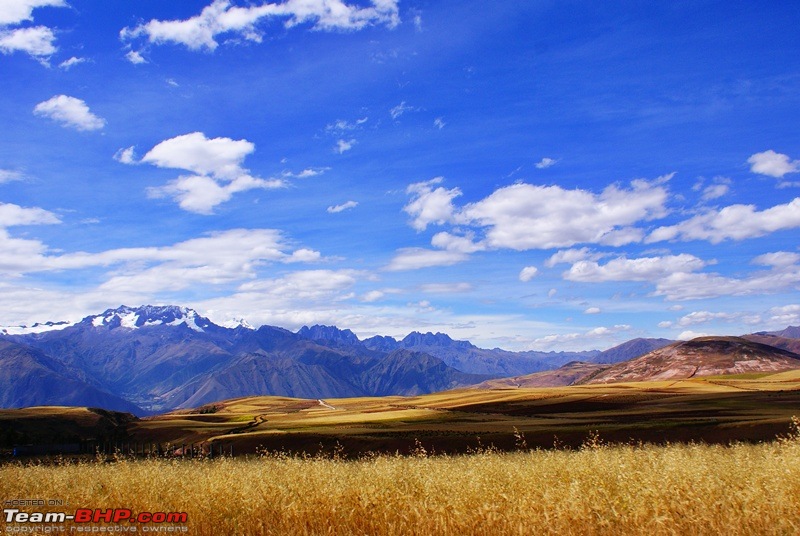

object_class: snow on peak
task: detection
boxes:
[85,305,211,332]
[0,320,75,335]
[222,318,255,330]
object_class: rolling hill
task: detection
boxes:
[585,336,800,384]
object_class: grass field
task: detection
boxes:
[3,374,800,534]
[124,372,800,455]
[2,428,800,535]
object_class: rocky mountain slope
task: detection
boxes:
[586,337,800,384]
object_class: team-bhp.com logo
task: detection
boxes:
[5,508,188,532]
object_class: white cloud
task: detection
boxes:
[125,50,147,64]
[563,254,707,283]
[336,138,356,153]
[147,173,284,215]
[403,177,461,231]
[459,178,669,250]
[433,117,445,129]
[327,200,358,213]
[535,157,557,169]
[748,150,799,178]
[0,202,60,227]
[114,146,136,164]
[419,282,472,294]
[519,266,538,282]
[0,26,56,59]
[0,0,65,25]
[385,248,468,271]
[752,251,800,268]
[528,324,631,351]
[58,56,86,70]
[654,260,800,301]
[677,330,710,341]
[430,231,484,253]
[769,304,800,326]
[326,117,368,133]
[33,95,106,131]
[545,247,603,267]
[140,132,284,214]
[547,288,557,298]
[361,290,385,303]
[584,307,601,314]
[646,198,800,244]
[142,132,253,178]
[390,101,415,119]
[0,169,24,184]
[700,183,729,201]
[121,0,400,52]
[676,311,743,327]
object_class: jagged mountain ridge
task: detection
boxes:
[4,307,800,414]
[1,306,486,413]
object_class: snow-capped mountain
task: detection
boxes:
[82,305,214,333]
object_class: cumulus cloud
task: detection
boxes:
[545,247,604,268]
[336,139,356,154]
[385,248,468,271]
[752,251,800,268]
[113,146,136,164]
[646,198,800,244]
[528,324,631,351]
[563,254,707,283]
[700,183,729,201]
[33,95,106,131]
[0,0,65,25]
[769,304,800,326]
[139,132,284,214]
[403,177,461,231]
[535,157,557,169]
[677,311,761,327]
[58,56,86,70]
[0,26,56,58]
[0,202,60,227]
[458,178,669,250]
[554,252,800,302]
[584,307,601,314]
[653,260,800,301]
[121,0,400,52]
[677,330,710,341]
[519,266,538,282]
[125,50,147,64]
[430,231,484,254]
[748,150,799,178]
[327,200,358,213]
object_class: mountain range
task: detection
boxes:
[2,305,800,415]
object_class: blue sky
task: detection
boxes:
[1,0,799,350]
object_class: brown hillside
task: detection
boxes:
[473,361,609,389]
[587,336,800,384]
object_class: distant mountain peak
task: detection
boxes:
[401,331,475,349]
[83,305,213,332]
[0,320,74,336]
[297,325,361,346]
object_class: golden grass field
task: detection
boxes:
[124,370,800,455]
[3,372,800,534]
[2,427,800,535]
